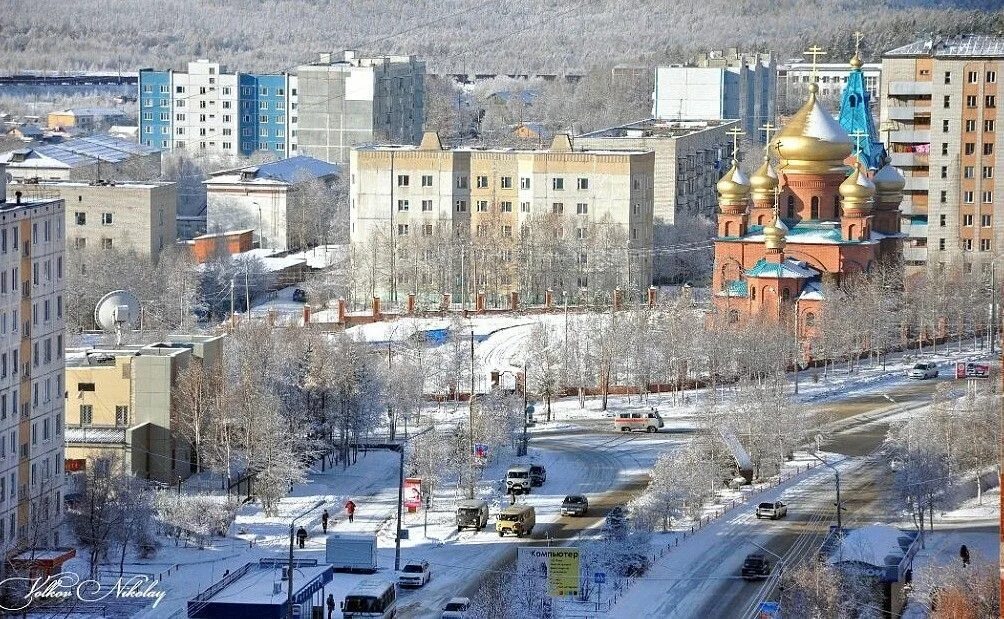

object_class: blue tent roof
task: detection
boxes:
[745,257,818,279]
[838,65,885,170]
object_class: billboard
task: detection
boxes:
[955,362,991,379]
[518,547,581,597]
[404,477,423,510]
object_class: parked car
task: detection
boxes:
[529,464,547,486]
[398,560,431,588]
[561,495,589,516]
[456,500,489,532]
[441,597,471,619]
[756,501,788,520]
[908,362,938,379]
[292,288,307,302]
[741,554,772,580]
[505,466,533,494]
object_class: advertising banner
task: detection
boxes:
[404,477,423,509]
[955,361,990,379]
[518,547,580,597]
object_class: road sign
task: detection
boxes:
[956,361,990,379]
[594,572,606,584]
[473,443,489,459]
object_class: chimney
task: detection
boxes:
[14,191,21,205]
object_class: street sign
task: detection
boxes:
[594,572,606,584]
[398,529,409,540]
[473,443,489,459]
[956,361,990,379]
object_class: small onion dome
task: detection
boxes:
[839,162,876,213]
[873,159,905,193]
[772,82,853,174]
[763,214,788,251]
[849,53,864,69]
[749,156,778,201]
[716,159,750,206]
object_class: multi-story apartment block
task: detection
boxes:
[64,334,224,483]
[778,61,881,112]
[575,118,740,226]
[297,51,426,163]
[881,35,1004,272]
[10,180,177,263]
[138,59,298,158]
[0,166,65,555]
[350,132,655,305]
[653,49,775,143]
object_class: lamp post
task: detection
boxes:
[793,297,800,395]
[252,200,263,249]
[286,499,324,619]
[809,452,842,532]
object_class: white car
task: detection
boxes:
[398,559,431,588]
[756,501,788,520]
[441,597,471,618]
[908,362,938,379]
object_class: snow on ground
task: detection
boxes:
[247,285,306,324]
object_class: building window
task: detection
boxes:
[810,196,819,219]
[941,144,949,156]
[422,224,433,236]
[397,200,409,211]
[552,178,564,191]
[101,238,113,249]
[966,119,976,132]
[988,71,997,83]
[750,286,756,301]
[983,166,994,179]
[944,71,952,84]
[939,238,946,250]
[577,178,589,190]
[476,200,488,212]
[964,191,975,203]
[552,203,564,214]
[101,213,113,225]
[476,176,488,188]
[520,177,530,190]
[964,166,974,178]
[982,214,992,227]
[941,166,948,178]
[942,119,949,133]
[983,190,993,203]
[80,405,93,425]
[939,214,946,227]
[501,176,512,189]
[987,95,997,109]
[74,212,86,226]
[500,201,513,213]
[502,225,513,238]
[520,201,530,213]
[455,200,467,212]
[421,200,432,212]
[966,95,978,108]
[968,71,979,83]
[456,176,468,189]
[965,143,976,155]
[397,224,409,236]
[576,203,588,215]
[397,175,409,187]
[115,406,129,427]
[944,95,951,108]
[786,195,795,218]
[963,214,974,226]
[421,175,433,187]
[984,143,994,156]
[986,120,996,132]
[981,239,991,252]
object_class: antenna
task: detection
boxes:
[94,290,141,346]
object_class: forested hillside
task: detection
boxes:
[2,0,1000,72]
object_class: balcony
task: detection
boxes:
[890,152,929,167]
[903,176,929,192]
[903,244,928,264]
[889,130,930,144]
[888,81,933,96]
[886,106,931,121]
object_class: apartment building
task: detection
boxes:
[881,35,1004,272]
[0,165,66,555]
[46,108,129,132]
[778,61,881,112]
[10,180,177,263]
[204,155,340,252]
[64,334,224,483]
[576,118,740,225]
[138,59,298,158]
[350,132,655,304]
[653,49,775,142]
[297,51,426,163]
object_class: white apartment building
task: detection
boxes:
[778,61,881,112]
[0,165,65,555]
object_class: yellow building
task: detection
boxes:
[64,334,224,483]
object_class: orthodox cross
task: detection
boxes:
[760,122,776,148]
[726,127,745,161]
[772,185,782,220]
[849,129,869,157]
[854,31,864,55]
[805,45,827,83]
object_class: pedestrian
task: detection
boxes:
[326,593,336,619]
[509,488,516,505]
[960,544,970,566]
[322,509,330,533]
[345,499,356,523]
[296,526,307,549]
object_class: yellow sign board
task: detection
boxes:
[519,547,580,597]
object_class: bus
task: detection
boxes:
[341,579,397,618]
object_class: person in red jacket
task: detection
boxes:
[345,499,356,523]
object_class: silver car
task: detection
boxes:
[908,362,938,379]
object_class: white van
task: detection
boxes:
[505,465,533,494]
[342,579,397,618]
[614,410,664,433]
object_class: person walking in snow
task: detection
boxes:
[326,593,336,619]
[960,544,970,566]
[296,526,308,549]
[322,509,330,533]
[345,499,356,523]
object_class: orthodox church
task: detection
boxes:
[712,51,905,336]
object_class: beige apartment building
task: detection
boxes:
[576,118,740,225]
[0,166,66,556]
[881,35,1004,273]
[10,180,177,263]
[64,334,224,484]
[350,132,655,305]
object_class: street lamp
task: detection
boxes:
[286,499,324,619]
[808,452,843,532]
[252,201,263,249]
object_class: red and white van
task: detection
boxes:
[614,410,664,433]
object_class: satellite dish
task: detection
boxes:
[94,290,141,346]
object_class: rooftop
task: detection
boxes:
[206,155,340,186]
[190,559,332,611]
[577,117,738,140]
[10,179,169,190]
[54,107,127,117]
[744,257,819,279]
[886,34,1004,58]
[65,427,127,444]
[728,220,887,246]
[0,134,159,168]
[66,335,224,367]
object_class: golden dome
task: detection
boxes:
[763,213,788,251]
[849,53,863,69]
[716,159,750,204]
[839,162,875,212]
[772,83,853,175]
[749,156,778,200]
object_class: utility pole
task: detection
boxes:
[793,297,799,395]
[286,500,324,619]
[991,262,997,354]
[229,277,235,329]
[521,361,529,456]
[387,341,395,441]
[468,329,475,499]
[244,266,251,315]
[810,452,842,532]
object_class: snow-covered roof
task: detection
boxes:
[829,524,912,568]
[206,156,340,186]
[734,221,883,246]
[886,35,1004,58]
[286,244,347,269]
[805,99,851,143]
[798,280,824,301]
[745,257,818,279]
[65,427,127,444]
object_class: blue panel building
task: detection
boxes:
[138,70,172,150]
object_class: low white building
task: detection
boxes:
[204,155,340,252]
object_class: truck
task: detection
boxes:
[326,533,378,573]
